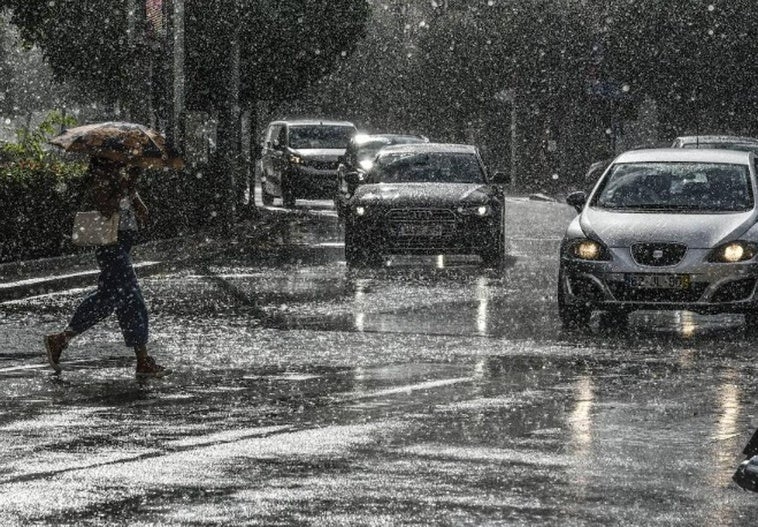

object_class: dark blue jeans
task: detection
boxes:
[68,231,148,347]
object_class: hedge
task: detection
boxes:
[0,160,224,264]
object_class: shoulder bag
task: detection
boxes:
[71,211,120,247]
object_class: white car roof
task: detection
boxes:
[272,120,356,128]
[378,143,478,155]
[613,148,753,165]
[674,135,758,145]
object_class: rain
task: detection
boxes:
[2,0,758,525]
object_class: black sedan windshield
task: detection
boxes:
[372,152,485,184]
[593,162,754,212]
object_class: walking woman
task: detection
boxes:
[44,156,170,378]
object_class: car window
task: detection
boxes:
[592,162,754,212]
[372,152,485,184]
[288,125,354,149]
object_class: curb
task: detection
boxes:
[0,210,289,303]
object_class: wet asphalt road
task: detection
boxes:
[2,196,758,525]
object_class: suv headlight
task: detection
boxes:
[567,239,611,261]
[457,204,492,217]
[354,205,367,216]
[708,241,758,263]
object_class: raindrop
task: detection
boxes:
[551,173,559,180]
[622,84,630,93]
[708,4,715,11]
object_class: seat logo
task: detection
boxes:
[652,249,664,259]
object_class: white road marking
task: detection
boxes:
[338,376,475,401]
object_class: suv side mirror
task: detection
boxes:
[566,191,587,213]
[490,171,511,185]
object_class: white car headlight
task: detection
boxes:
[568,239,610,261]
[709,241,758,263]
[288,154,302,164]
[355,206,366,216]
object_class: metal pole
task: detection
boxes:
[172,0,185,152]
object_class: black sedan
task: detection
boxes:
[343,143,509,268]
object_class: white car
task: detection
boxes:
[559,148,758,333]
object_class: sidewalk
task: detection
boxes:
[0,210,286,302]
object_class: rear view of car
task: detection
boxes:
[559,148,758,334]
[260,120,357,207]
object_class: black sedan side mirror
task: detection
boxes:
[566,191,587,213]
[490,171,511,185]
[345,171,368,187]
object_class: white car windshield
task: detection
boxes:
[289,126,353,149]
[372,152,485,184]
[593,162,754,212]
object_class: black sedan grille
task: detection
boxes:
[385,208,458,250]
[631,243,687,266]
[386,209,457,222]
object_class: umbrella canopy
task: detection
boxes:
[50,121,184,169]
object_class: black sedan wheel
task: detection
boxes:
[345,228,380,268]
[480,228,505,268]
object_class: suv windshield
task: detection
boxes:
[372,152,485,184]
[593,162,754,212]
[289,125,354,149]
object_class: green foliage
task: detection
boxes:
[0,0,133,104]
[0,110,76,162]
[0,158,86,262]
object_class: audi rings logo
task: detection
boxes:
[390,209,437,221]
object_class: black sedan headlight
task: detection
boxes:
[566,239,611,261]
[457,204,493,217]
[708,241,758,263]
[353,205,368,217]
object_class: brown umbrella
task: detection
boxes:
[50,121,184,170]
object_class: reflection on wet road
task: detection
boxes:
[2,199,758,525]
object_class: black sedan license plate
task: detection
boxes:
[396,223,444,237]
[626,274,690,289]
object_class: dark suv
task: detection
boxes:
[259,120,357,207]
